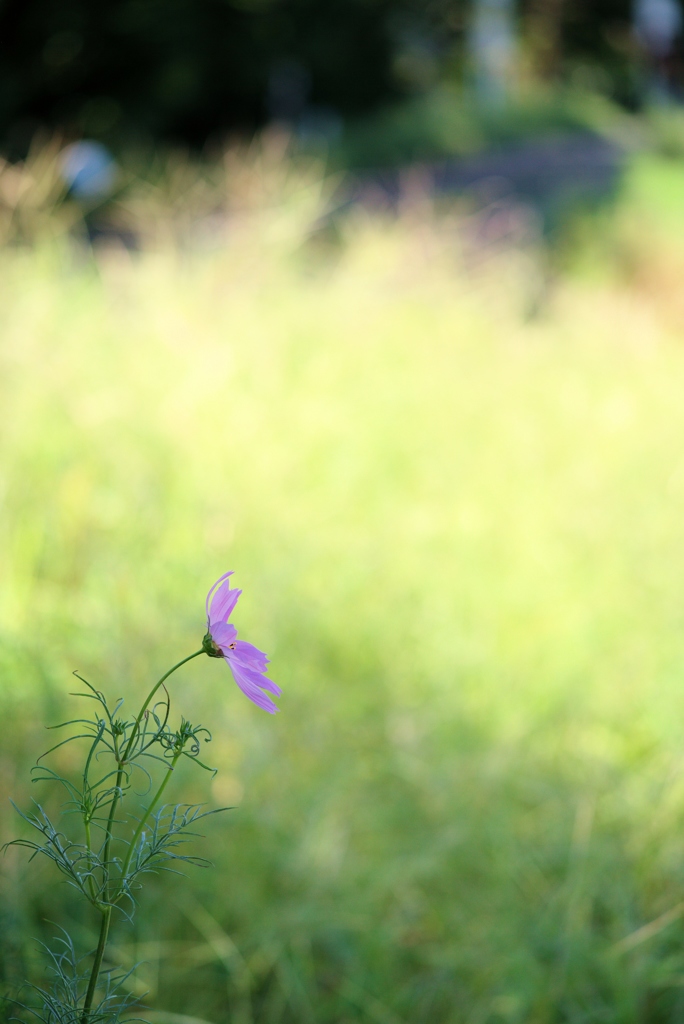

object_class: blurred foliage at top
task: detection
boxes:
[0,0,677,162]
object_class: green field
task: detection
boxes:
[4,147,684,1023]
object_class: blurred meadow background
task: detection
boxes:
[6,2,684,1023]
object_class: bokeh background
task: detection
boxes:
[5,2,684,1022]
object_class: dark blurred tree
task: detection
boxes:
[523,0,566,80]
[0,0,671,154]
[520,0,646,102]
[0,0,416,151]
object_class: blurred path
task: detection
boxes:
[345,131,624,227]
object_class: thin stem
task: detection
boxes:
[81,649,205,1016]
[116,748,183,898]
[100,649,204,900]
[83,722,105,905]
[100,767,124,902]
[80,905,111,1024]
[123,650,205,765]
[84,818,98,904]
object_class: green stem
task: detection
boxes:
[116,748,183,897]
[123,650,205,765]
[100,767,125,903]
[81,649,205,1016]
[83,721,106,905]
[101,649,205,899]
[80,905,111,1024]
[84,818,97,904]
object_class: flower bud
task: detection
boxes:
[202,631,223,658]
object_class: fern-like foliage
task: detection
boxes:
[7,662,227,1023]
[12,932,141,1024]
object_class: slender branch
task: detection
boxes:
[80,649,205,1016]
[83,722,106,904]
[122,651,205,766]
[115,748,183,896]
[84,818,98,904]
[80,905,111,1024]
[100,649,205,901]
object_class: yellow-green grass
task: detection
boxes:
[3,154,684,1023]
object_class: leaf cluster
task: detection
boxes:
[12,932,140,1024]
[6,674,223,915]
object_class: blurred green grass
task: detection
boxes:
[4,142,684,1023]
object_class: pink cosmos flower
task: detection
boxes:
[203,571,280,714]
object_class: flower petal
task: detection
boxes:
[227,657,280,714]
[211,621,238,650]
[205,571,234,621]
[209,580,242,627]
[232,639,269,673]
[231,655,281,697]
[257,675,281,697]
